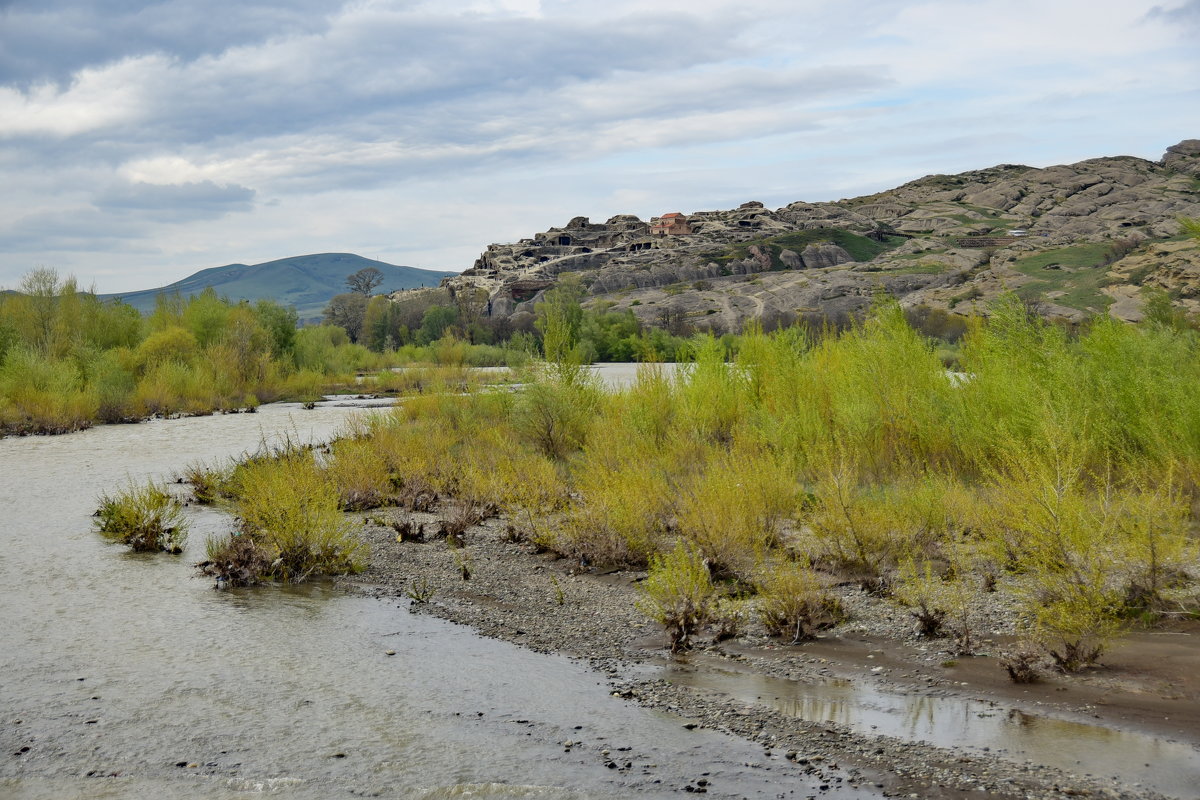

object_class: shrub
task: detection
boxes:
[183,461,233,504]
[980,430,1127,671]
[892,559,949,637]
[514,375,598,460]
[755,560,844,642]
[230,450,367,582]
[1001,644,1043,684]
[802,450,953,577]
[197,534,274,587]
[94,481,189,553]
[712,596,749,642]
[324,436,394,511]
[675,444,798,583]
[638,541,716,653]
[0,347,97,434]
[560,425,674,566]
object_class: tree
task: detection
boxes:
[346,267,384,296]
[363,295,406,352]
[19,267,60,354]
[324,293,369,342]
[254,300,298,357]
[416,304,458,345]
[535,275,585,368]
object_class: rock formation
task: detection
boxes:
[430,140,1200,330]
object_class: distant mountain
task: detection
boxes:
[100,253,457,321]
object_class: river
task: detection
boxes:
[0,402,874,799]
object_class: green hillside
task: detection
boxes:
[100,253,457,321]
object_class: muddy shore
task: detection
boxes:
[344,506,1200,800]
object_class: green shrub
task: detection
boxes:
[675,443,797,583]
[514,374,598,459]
[230,450,367,582]
[94,481,189,553]
[324,436,394,511]
[638,541,716,653]
[182,460,233,505]
[755,560,843,642]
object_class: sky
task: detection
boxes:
[1,0,1198,293]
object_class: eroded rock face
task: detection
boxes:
[1162,139,1200,176]
[437,140,1200,328]
[800,244,853,269]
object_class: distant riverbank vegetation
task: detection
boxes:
[0,268,511,435]
[326,278,699,365]
[220,290,1200,673]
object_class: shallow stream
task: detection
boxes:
[0,403,873,799]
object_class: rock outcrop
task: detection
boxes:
[429,140,1200,330]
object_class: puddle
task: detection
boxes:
[664,662,1200,798]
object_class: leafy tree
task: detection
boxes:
[324,292,369,342]
[535,274,587,382]
[254,299,298,357]
[416,304,458,345]
[346,267,384,296]
[363,295,407,352]
[451,285,490,339]
[148,292,186,332]
[183,287,231,347]
[18,267,60,354]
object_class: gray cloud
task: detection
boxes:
[0,206,152,252]
[94,179,256,219]
[1147,0,1200,24]
[0,0,335,86]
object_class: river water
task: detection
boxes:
[0,402,875,800]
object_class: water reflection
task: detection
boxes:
[665,663,1200,797]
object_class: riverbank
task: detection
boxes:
[345,503,1200,800]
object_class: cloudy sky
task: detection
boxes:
[1,0,1198,292]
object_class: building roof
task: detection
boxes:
[660,212,684,218]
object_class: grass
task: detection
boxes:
[1011,243,1116,311]
[702,228,904,270]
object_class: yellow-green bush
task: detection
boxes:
[639,541,716,653]
[675,443,798,583]
[94,480,189,553]
[324,436,394,511]
[755,559,843,642]
[231,450,367,582]
[560,425,674,565]
[0,347,97,434]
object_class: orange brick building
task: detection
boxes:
[649,212,692,236]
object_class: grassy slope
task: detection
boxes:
[100,254,458,320]
[1011,243,1114,312]
[701,228,905,269]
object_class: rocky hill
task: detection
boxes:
[440,139,1200,329]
